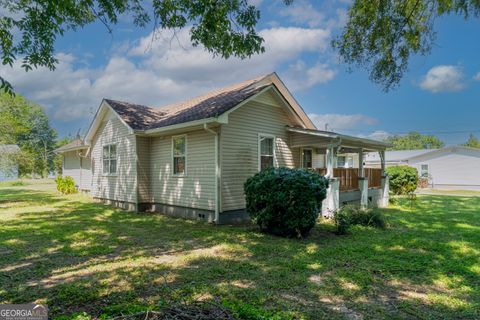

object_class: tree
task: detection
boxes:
[0,91,57,177]
[334,0,480,91]
[462,134,480,148]
[0,0,282,93]
[385,132,445,150]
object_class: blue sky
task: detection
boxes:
[4,0,480,145]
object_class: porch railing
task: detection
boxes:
[365,168,382,189]
[314,168,383,191]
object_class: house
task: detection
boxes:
[365,146,480,190]
[55,73,390,223]
[0,144,20,182]
[55,138,92,191]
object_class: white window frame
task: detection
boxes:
[102,144,117,176]
[172,134,187,176]
[258,133,276,171]
[337,155,353,168]
[420,164,429,177]
[301,148,313,169]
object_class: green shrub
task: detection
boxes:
[55,175,77,194]
[385,165,418,195]
[333,205,386,234]
[333,207,352,235]
[244,167,329,238]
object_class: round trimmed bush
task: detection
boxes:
[244,167,329,238]
[385,165,418,195]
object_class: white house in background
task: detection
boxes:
[365,146,480,191]
[55,139,92,191]
[0,144,20,182]
[55,73,390,223]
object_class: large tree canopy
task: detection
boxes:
[0,0,286,94]
[0,0,477,92]
[385,131,445,150]
[334,0,480,90]
[0,91,57,177]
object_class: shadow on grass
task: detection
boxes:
[0,186,479,319]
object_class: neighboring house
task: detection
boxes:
[365,146,480,190]
[0,144,20,182]
[55,73,390,223]
[55,139,92,191]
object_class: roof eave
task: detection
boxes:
[135,117,225,136]
[286,126,391,150]
[54,145,89,154]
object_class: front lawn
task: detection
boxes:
[0,180,479,319]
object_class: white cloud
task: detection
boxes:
[358,130,392,141]
[474,72,480,81]
[2,26,335,124]
[284,60,336,90]
[419,65,465,93]
[308,113,377,131]
[278,1,348,29]
[279,0,325,28]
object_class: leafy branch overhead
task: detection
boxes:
[333,0,480,91]
[0,0,478,93]
[0,0,288,94]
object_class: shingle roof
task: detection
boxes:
[0,144,20,153]
[104,74,270,131]
[54,139,87,153]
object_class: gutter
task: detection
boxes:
[137,118,225,136]
[203,123,220,224]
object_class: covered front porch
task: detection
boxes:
[287,127,390,216]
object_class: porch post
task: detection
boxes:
[326,144,335,178]
[322,144,339,217]
[380,150,386,176]
[358,148,368,208]
[322,178,339,218]
[380,150,389,207]
[358,148,365,177]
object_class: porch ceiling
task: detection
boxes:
[287,126,391,152]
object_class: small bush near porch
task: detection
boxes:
[244,167,328,238]
[1,180,479,319]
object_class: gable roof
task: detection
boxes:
[104,75,269,131]
[54,139,87,153]
[85,73,316,142]
[0,144,20,153]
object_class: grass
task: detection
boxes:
[1,180,479,319]
[417,188,480,197]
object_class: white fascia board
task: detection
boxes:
[137,117,222,135]
[84,100,134,144]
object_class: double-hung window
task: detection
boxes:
[420,164,429,177]
[102,144,117,175]
[337,155,353,168]
[302,149,313,168]
[259,135,275,171]
[173,135,187,175]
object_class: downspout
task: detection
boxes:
[204,123,220,224]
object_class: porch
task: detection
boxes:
[287,126,390,216]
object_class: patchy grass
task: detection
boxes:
[1,180,479,319]
[417,188,480,197]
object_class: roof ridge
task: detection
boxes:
[103,73,276,131]
[154,73,271,113]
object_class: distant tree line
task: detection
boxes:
[0,91,71,178]
[385,131,480,151]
